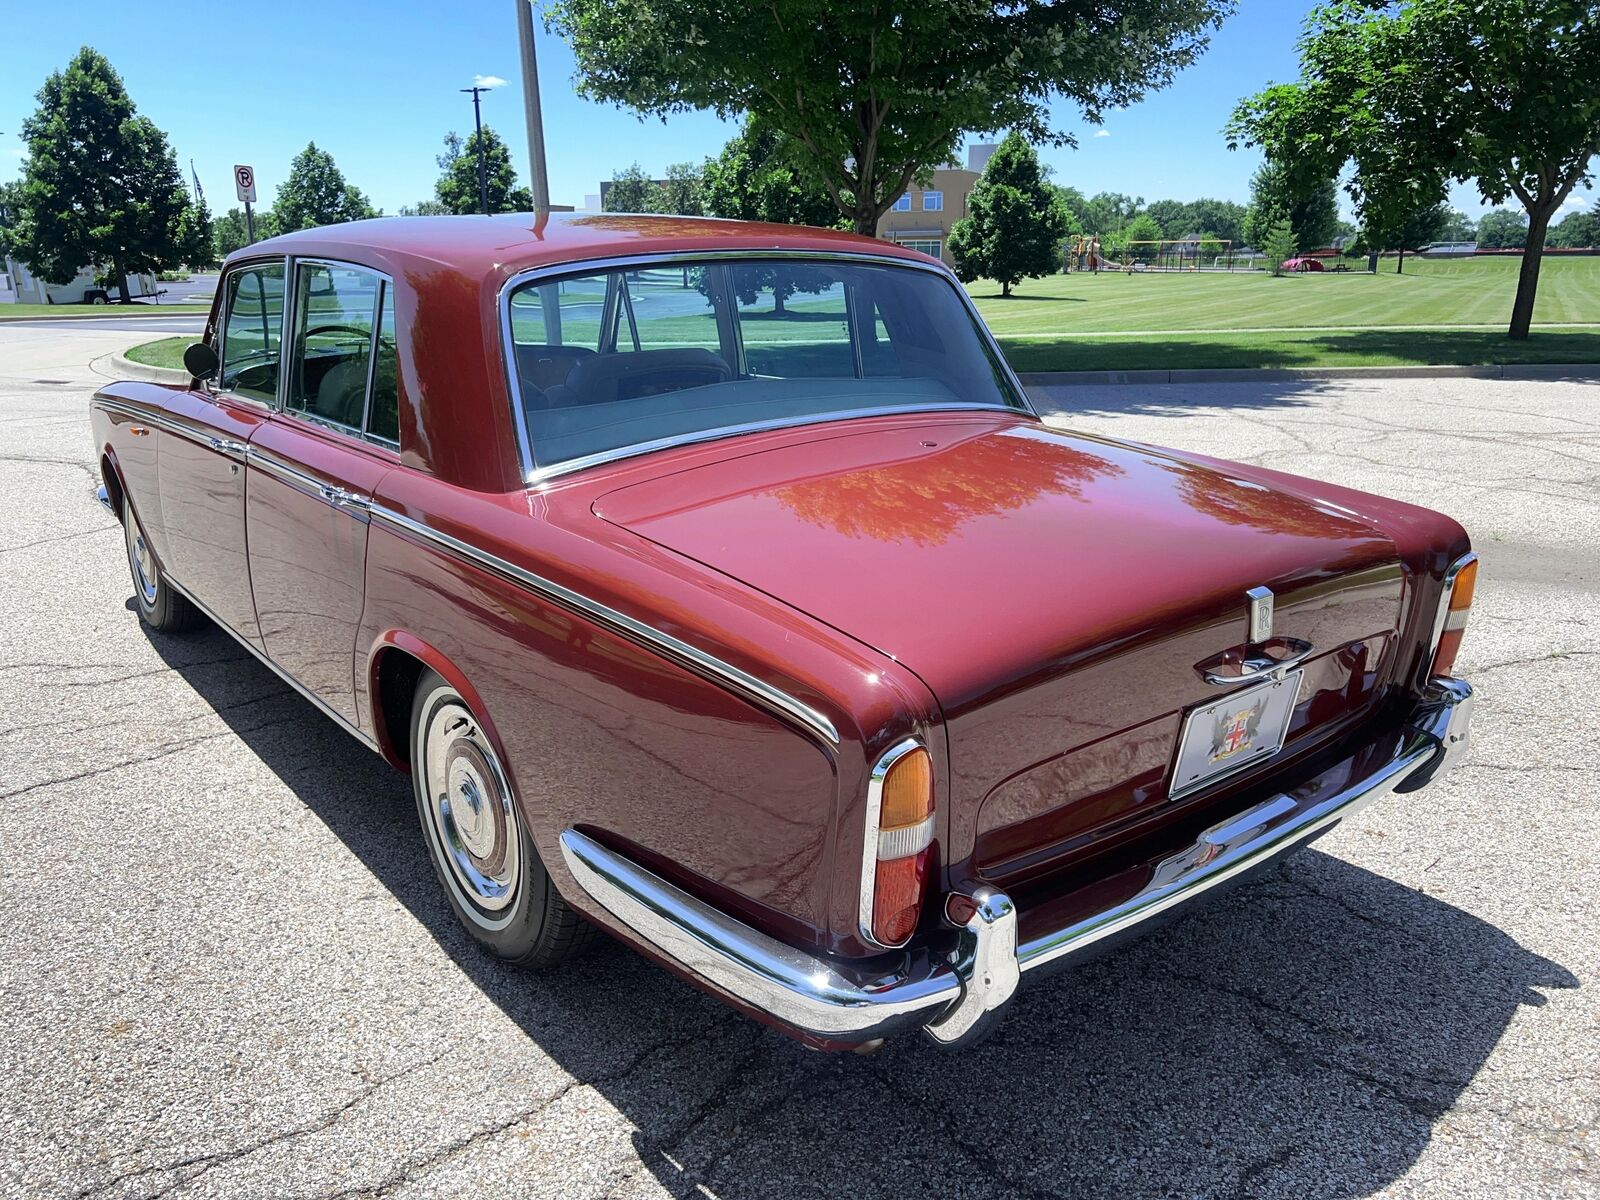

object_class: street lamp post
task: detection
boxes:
[460,85,492,215]
[515,0,550,212]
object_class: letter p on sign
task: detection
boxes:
[234,165,257,204]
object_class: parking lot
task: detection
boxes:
[0,323,1594,1199]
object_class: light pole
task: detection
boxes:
[515,0,550,212]
[460,84,492,215]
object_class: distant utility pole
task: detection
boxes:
[515,0,550,211]
[460,84,492,215]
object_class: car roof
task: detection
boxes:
[234,212,939,282]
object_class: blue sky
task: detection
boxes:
[2,2,1591,223]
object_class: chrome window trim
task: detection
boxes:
[366,502,840,748]
[283,257,395,445]
[497,249,1038,485]
[858,737,926,949]
[215,257,289,410]
[1428,551,1478,658]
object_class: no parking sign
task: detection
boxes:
[234,164,257,204]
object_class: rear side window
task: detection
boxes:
[289,262,379,431]
[220,263,285,403]
[367,285,399,444]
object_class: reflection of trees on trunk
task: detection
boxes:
[1158,463,1370,540]
[775,433,1124,547]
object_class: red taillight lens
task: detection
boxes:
[863,743,934,947]
[1431,555,1478,677]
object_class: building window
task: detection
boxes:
[922,191,943,212]
[896,239,942,259]
[893,194,912,212]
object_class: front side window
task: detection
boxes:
[506,257,1027,476]
[220,262,286,403]
[288,262,381,431]
[922,191,943,212]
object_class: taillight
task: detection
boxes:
[1430,553,1478,677]
[860,740,934,948]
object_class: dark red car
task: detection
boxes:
[90,214,1477,1050]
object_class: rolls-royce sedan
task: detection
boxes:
[90,213,1477,1049]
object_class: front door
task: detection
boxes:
[246,260,399,722]
[158,260,285,647]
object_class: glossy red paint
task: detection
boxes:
[88,214,1472,1044]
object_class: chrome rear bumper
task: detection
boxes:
[559,677,1474,1048]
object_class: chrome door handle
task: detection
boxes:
[208,436,247,456]
[318,483,371,511]
[1200,638,1314,686]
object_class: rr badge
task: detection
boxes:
[1246,585,1274,644]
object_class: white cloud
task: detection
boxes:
[473,74,508,89]
[1560,193,1590,210]
[1092,128,1111,138]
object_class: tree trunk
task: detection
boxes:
[113,265,131,303]
[1508,206,1553,340]
[773,289,786,315]
[1002,280,1011,298]
[853,203,878,237]
[1396,248,1404,274]
[1367,251,1379,274]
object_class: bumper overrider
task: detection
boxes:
[560,678,1474,1049]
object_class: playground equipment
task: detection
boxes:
[1069,236,1242,272]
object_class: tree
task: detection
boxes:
[604,163,666,213]
[1228,0,1600,340]
[176,197,218,270]
[0,180,21,262]
[661,161,704,216]
[1080,191,1144,236]
[435,128,532,215]
[1187,197,1248,245]
[947,133,1072,296]
[1144,199,1192,237]
[212,206,278,259]
[1369,201,1450,272]
[1476,208,1530,250]
[702,115,840,229]
[1550,203,1600,249]
[399,199,451,217]
[272,142,378,233]
[547,0,1232,235]
[1262,217,1298,275]
[1241,160,1339,251]
[1437,207,1477,242]
[1106,212,1164,261]
[14,47,203,300]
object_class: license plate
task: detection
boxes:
[1170,671,1303,800]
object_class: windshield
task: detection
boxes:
[504,257,1028,477]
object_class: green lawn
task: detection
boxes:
[124,337,190,370]
[0,302,209,319]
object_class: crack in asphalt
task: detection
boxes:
[0,524,117,556]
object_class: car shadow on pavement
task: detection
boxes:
[146,623,1578,1200]
[1029,379,1326,422]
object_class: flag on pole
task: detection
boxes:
[190,160,204,206]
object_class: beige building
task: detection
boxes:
[876,144,996,266]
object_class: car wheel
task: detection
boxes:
[410,670,593,966]
[123,503,201,631]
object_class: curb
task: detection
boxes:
[106,350,190,385]
[1018,363,1600,387]
[0,308,207,323]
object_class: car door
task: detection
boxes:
[246,259,398,723]
[158,260,285,648]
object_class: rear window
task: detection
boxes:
[505,257,1026,477]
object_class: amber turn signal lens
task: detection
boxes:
[879,745,933,831]
[1431,555,1478,677]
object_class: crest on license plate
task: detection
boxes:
[1210,703,1264,762]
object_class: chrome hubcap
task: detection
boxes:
[422,691,520,923]
[127,517,157,605]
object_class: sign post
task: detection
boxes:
[234,164,258,244]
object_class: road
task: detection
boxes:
[0,323,1594,1199]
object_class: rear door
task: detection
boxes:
[246,259,399,722]
[158,259,285,647]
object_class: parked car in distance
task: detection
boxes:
[90,213,1478,1050]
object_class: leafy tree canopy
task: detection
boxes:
[604,163,666,213]
[948,132,1072,296]
[547,0,1233,234]
[1476,208,1530,249]
[1549,202,1600,249]
[661,161,704,216]
[14,46,203,298]
[435,128,533,215]
[272,142,378,233]
[702,115,840,229]
[1228,0,1600,338]
[1241,159,1339,251]
[1261,217,1298,275]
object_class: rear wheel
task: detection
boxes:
[409,671,593,966]
[123,503,200,632]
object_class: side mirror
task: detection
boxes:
[183,341,219,380]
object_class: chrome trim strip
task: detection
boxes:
[1428,551,1478,658]
[557,680,1473,1048]
[367,504,839,747]
[92,397,206,448]
[560,827,961,1039]
[496,248,1039,485]
[95,484,114,514]
[163,575,379,752]
[247,448,371,522]
[857,737,924,948]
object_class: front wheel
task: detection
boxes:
[409,671,593,966]
[123,503,200,631]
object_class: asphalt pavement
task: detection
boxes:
[0,323,1594,1199]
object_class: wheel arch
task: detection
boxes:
[365,632,510,779]
[99,450,127,522]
